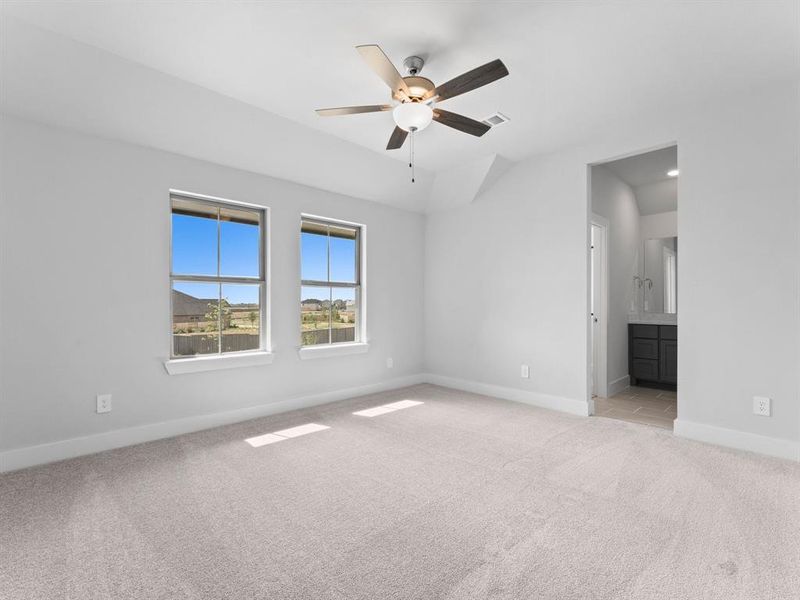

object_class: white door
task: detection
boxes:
[590,219,607,399]
[591,224,602,396]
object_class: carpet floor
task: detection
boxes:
[1,384,799,599]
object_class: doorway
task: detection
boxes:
[587,144,678,430]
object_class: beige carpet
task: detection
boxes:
[1,384,799,599]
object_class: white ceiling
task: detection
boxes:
[2,1,798,209]
[601,146,677,188]
[633,179,678,216]
[602,146,678,215]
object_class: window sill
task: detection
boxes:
[298,342,369,360]
[164,351,274,375]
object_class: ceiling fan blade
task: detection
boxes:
[316,105,392,116]
[356,44,410,99]
[425,59,509,102]
[433,109,491,137]
[386,126,408,150]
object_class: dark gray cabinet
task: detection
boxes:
[659,340,678,383]
[629,324,677,389]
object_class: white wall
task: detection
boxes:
[425,82,800,458]
[2,83,799,467]
[640,211,677,240]
[590,166,640,390]
[677,83,799,452]
[424,152,589,408]
[0,116,425,457]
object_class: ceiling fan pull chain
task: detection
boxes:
[410,127,416,183]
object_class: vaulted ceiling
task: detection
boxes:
[2,1,798,212]
[602,146,679,215]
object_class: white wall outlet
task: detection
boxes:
[520,364,530,379]
[753,396,771,417]
[96,394,112,414]
[386,357,394,369]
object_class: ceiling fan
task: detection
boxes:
[316,45,509,180]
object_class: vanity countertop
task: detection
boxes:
[628,313,677,326]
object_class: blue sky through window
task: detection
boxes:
[174,213,357,305]
[221,220,259,277]
[172,214,217,276]
[172,213,260,304]
[301,232,327,281]
[301,231,357,283]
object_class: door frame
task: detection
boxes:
[590,213,610,403]
[586,141,678,420]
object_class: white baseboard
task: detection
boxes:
[0,374,426,473]
[423,373,590,417]
[674,419,800,462]
[8,374,795,473]
[607,375,630,397]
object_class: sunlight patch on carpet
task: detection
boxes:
[353,400,423,417]
[246,423,330,447]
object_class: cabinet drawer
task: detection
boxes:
[660,326,677,340]
[631,324,658,339]
[632,359,659,381]
[632,337,659,359]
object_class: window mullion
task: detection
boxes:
[302,280,354,287]
[326,225,331,284]
[217,208,222,354]
[173,274,261,284]
[327,225,331,345]
[216,206,221,277]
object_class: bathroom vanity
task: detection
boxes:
[627,234,678,390]
[628,322,677,389]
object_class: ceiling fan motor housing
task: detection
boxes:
[403,55,425,75]
[394,77,435,102]
[390,56,434,102]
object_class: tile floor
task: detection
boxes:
[594,385,677,430]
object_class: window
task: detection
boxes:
[170,194,266,358]
[300,217,362,346]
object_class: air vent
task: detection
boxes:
[482,112,510,127]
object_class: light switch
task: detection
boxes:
[96,394,112,414]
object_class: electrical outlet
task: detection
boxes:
[386,357,394,369]
[96,394,112,414]
[520,364,530,379]
[753,396,771,417]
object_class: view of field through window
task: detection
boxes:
[301,220,359,346]
[171,198,263,357]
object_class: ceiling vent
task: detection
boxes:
[482,112,510,127]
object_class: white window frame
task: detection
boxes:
[165,190,272,374]
[299,214,367,359]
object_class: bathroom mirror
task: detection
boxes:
[642,236,677,314]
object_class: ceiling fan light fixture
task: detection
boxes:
[401,76,435,100]
[393,102,433,132]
